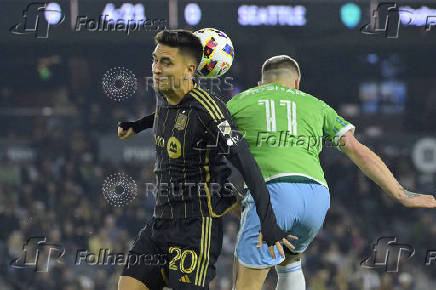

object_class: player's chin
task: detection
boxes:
[155,85,170,94]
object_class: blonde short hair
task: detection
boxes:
[262,55,301,80]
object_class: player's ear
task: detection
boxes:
[185,63,196,80]
[295,78,300,90]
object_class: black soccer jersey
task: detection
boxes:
[123,83,288,245]
[152,85,239,219]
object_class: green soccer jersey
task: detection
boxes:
[227,83,355,188]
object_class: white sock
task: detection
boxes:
[275,260,306,290]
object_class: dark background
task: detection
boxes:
[1,0,436,289]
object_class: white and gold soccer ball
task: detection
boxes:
[194,28,234,78]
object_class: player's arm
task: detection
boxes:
[340,131,436,208]
[117,114,155,139]
[218,128,297,256]
[197,102,296,258]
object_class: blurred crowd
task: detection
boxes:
[1,64,436,290]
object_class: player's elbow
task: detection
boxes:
[341,131,370,161]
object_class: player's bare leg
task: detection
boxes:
[118,276,149,290]
[235,262,270,290]
[235,252,304,290]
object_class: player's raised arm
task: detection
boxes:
[321,99,436,209]
[340,130,436,208]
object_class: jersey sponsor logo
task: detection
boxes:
[175,111,188,130]
[167,136,182,159]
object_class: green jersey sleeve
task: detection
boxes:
[226,96,239,116]
[322,101,355,147]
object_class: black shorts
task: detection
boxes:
[121,217,223,290]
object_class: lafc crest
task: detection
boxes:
[175,111,188,130]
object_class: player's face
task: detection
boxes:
[152,44,195,94]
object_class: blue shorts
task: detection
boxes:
[235,181,330,268]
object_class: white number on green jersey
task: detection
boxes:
[258,99,297,135]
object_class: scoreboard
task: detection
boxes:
[2,0,436,45]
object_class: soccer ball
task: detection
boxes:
[194,28,234,78]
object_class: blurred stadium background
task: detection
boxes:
[1,0,436,289]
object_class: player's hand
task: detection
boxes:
[256,232,298,259]
[399,192,436,208]
[118,122,136,139]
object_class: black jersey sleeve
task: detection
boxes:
[118,113,155,134]
[196,95,287,246]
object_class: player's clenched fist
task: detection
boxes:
[117,122,136,139]
[117,115,154,139]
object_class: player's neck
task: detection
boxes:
[263,79,297,89]
[164,80,195,105]
[276,81,295,89]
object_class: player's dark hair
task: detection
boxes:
[262,55,301,78]
[154,30,203,66]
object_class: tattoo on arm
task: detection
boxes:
[404,190,422,199]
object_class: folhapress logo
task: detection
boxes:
[10,2,65,38]
[360,2,436,37]
[360,2,413,38]
[361,236,415,272]
[9,236,65,272]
